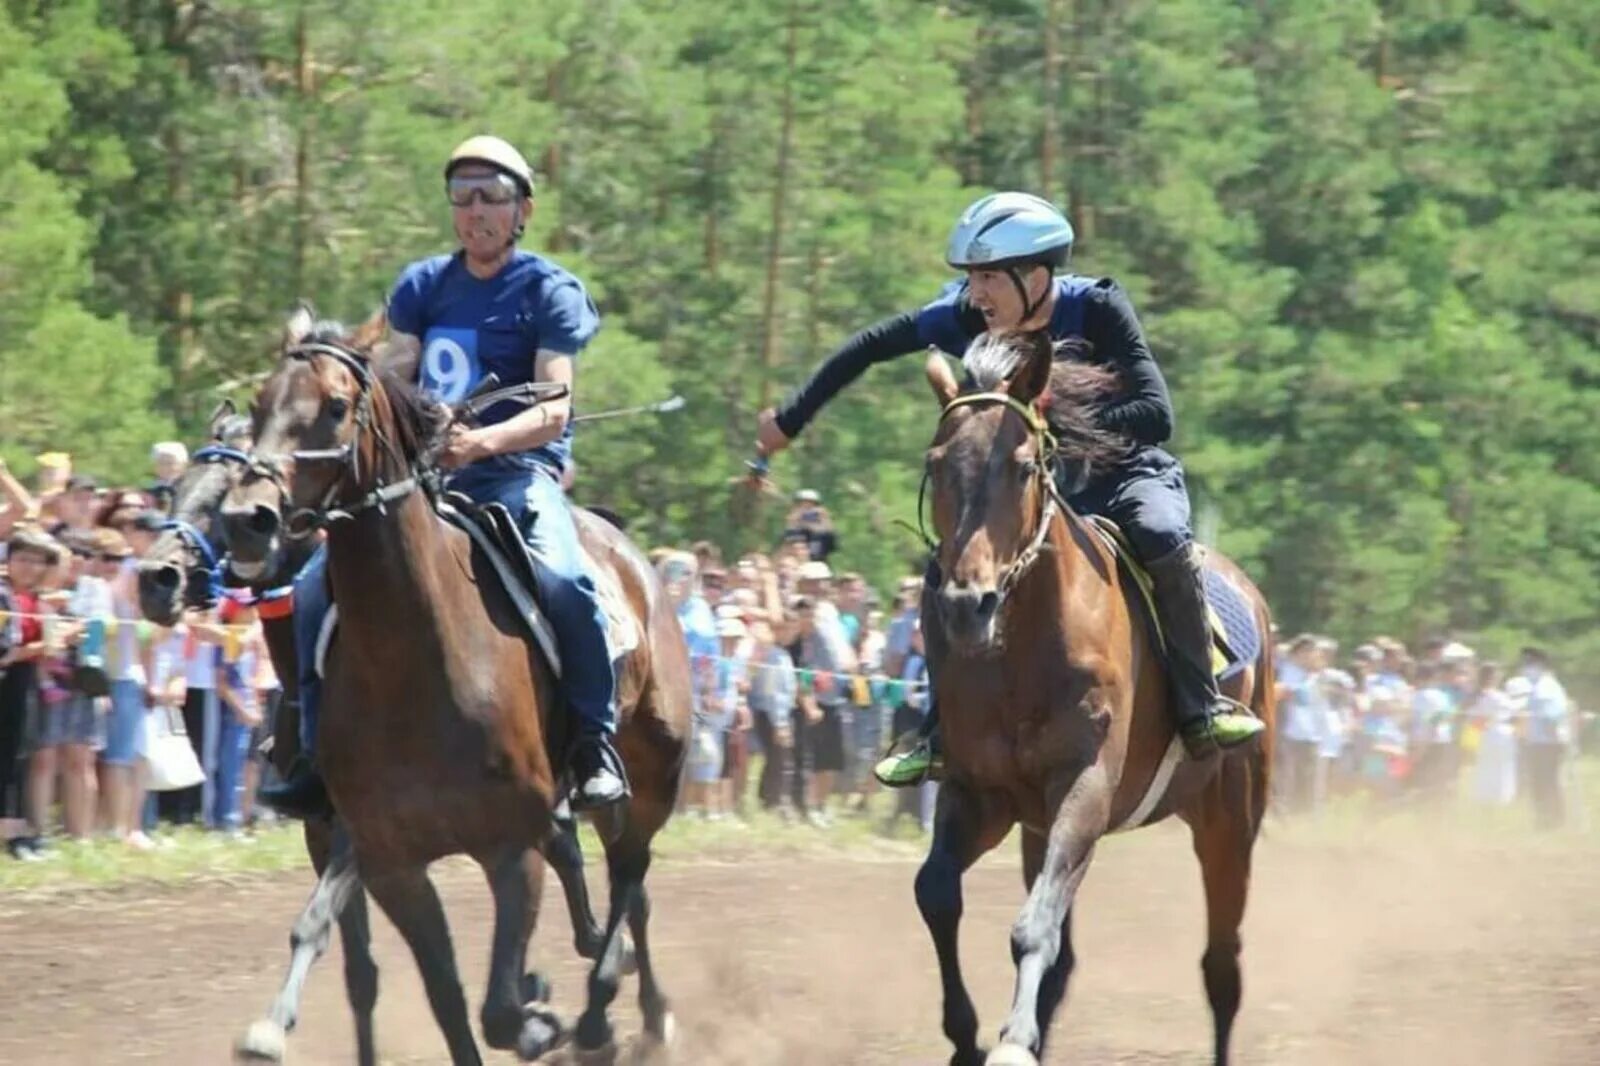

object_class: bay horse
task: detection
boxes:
[220,310,689,1064]
[915,331,1274,1066]
[135,315,629,1065]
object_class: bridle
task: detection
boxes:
[244,341,420,540]
[241,341,569,540]
[924,390,1066,598]
[157,443,252,608]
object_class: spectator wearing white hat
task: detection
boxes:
[148,442,189,513]
[793,593,856,827]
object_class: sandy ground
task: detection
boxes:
[1,818,1597,1065]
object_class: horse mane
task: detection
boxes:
[376,366,451,465]
[960,331,1132,470]
[292,314,449,466]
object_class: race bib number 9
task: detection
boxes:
[419,327,482,404]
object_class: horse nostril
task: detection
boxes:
[977,591,999,618]
[248,504,280,537]
[152,565,181,593]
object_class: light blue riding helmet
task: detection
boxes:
[945,192,1075,270]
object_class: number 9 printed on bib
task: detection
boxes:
[419,327,482,404]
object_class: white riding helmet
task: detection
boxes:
[445,135,536,198]
[945,192,1074,270]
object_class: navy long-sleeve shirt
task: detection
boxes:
[774,275,1174,449]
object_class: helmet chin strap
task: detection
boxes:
[508,201,527,248]
[1005,264,1050,326]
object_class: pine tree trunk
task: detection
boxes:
[163,0,196,422]
[292,3,313,301]
[758,0,800,413]
[1041,0,1063,195]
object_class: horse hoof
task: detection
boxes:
[630,1011,675,1063]
[235,1019,287,1062]
[984,1045,1038,1066]
[646,1011,676,1048]
[521,970,554,1004]
[572,1041,618,1066]
[518,1005,567,1061]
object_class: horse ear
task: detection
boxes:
[207,399,237,439]
[283,303,316,351]
[347,305,388,354]
[924,351,960,407]
[1006,331,1054,405]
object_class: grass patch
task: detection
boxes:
[5,757,1595,897]
[0,822,311,898]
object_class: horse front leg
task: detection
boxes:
[480,846,566,1061]
[237,818,364,1063]
[543,815,636,973]
[364,866,481,1066]
[916,782,1013,1066]
[989,765,1110,1066]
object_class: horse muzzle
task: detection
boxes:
[220,502,283,579]
[136,559,184,626]
[938,581,1002,653]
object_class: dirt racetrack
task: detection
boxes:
[2,818,1596,1065]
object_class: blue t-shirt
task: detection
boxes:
[388,250,600,475]
[914,275,1096,358]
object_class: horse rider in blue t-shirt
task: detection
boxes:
[261,135,629,817]
[755,192,1265,787]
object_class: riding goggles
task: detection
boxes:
[446,173,522,207]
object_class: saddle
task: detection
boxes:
[1083,515,1259,684]
[314,494,638,682]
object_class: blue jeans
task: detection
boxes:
[102,680,148,766]
[291,461,617,758]
[448,462,616,739]
[292,543,330,756]
[211,708,253,828]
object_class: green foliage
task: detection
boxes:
[0,0,1594,690]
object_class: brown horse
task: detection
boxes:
[914,331,1274,1066]
[135,320,631,1065]
[220,310,689,1064]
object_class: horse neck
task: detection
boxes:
[1014,503,1108,634]
[323,485,448,639]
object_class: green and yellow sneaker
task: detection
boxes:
[1180,710,1265,760]
[873,732,944,788]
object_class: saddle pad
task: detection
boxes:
[1202,566,1260,684]
[1084,516,1258,682]
[438,500,639,670]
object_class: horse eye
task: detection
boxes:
[327,397,350,421]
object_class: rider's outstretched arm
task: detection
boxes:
[773,311,923,440]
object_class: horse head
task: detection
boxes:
[923,330,1128,654]
[136,402,252,625]
[221,304,442,574]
